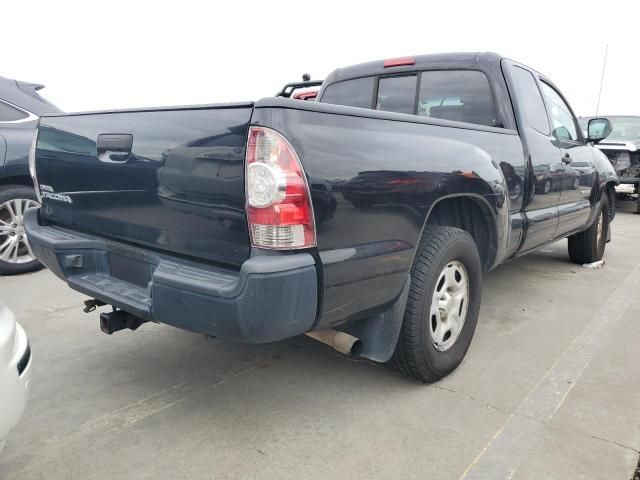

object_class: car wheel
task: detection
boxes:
[636,192,640,215]
[390,226,482,383]
[568,194,608,264]
[0,185,43,275]
[543,179,551,194]
[572,178,579,189]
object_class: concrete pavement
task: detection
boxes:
[1,201,639,480]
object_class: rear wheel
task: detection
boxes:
[567,195,608,264]
[390,226,482,383]
[0,185,42,275]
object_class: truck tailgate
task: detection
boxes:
[35,104,253,267]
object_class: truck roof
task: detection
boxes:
[324,52,504,84]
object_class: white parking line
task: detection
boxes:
[460,263,640,479]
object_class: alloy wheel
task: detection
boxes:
[0,199,39,264]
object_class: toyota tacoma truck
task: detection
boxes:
[25,53,617,382]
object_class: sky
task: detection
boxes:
[3,0,639,117]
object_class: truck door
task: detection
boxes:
[538,81,595,236]
[505,63,561,251]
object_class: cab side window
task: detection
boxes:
[417,70,497,127]
[509,67,550,135]
[539,83,579,142]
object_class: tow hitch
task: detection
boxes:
[83,299,105,313]
[99,309,148,335]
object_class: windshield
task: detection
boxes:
[579,116,640,140]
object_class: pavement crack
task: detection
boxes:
[17,302,85,320]
[428,384,503,412]
[584,433,639,453]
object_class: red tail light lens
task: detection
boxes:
[245,126,316,249]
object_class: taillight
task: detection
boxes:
[28,132,42,202]
[245,126,316,249]
[383,57,415,68]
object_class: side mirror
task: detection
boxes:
[587,118,612,144]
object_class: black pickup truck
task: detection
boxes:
[25,53,617,382]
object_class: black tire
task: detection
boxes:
[0,185,43,275]
[567,195,609,264]
[390,226,482,383]
[636,192,640,215]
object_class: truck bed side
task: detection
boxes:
[251,98,525,327]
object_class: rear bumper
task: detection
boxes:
[24,209,318,343]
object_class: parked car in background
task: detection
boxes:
[26,53,618,383]
[0,76,61,274]
[0,302,32,452]
[0,77,60,275]
[579,116,640,213]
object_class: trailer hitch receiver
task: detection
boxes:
[99,309,148,334]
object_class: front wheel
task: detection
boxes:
[567,195,609,264]
[390,226,482,383]
[0,185,43,275]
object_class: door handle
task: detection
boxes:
[97,134,133,163]
[561,153,572,165]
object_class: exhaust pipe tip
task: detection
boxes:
[306,329,362,356]
[349,338,363,356]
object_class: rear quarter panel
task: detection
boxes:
[0,121,37,179]
[252,99,524,327]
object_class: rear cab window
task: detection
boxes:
[320,77,375,109]
[376,75,417,114]
[320,69,498,128]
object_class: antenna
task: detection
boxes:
[595,44,608,116]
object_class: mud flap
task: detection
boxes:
[345,275,411,363]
